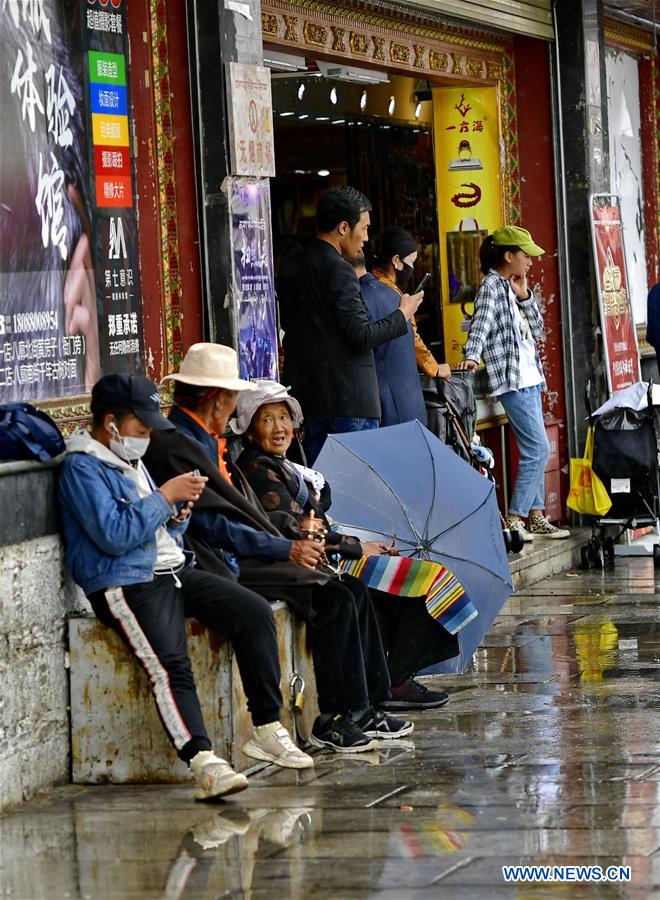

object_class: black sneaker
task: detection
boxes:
[308,713,379,753]
[379,678,450,710]
[355,708,415,740]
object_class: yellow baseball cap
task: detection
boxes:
[491,226,544,256]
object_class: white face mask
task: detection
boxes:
[109,422,150,461]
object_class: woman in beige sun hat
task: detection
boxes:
[146,343,414,754]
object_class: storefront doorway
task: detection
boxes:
[269,66,445,355]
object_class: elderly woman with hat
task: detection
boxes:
[234,381,457,711]
[144,343,414,754]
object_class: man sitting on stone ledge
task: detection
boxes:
[144,343,413,753]
[58,374,313,803]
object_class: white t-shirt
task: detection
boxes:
[491,286,543,397]
[129,460,186,572]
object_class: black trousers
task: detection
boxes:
[308,575,390,714]
[372,591,460,686]
[88,566,282,763]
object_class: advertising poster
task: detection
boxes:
[590,199,641,394]
[227,62,276,178]
[228,179,278,381]
[432,86,502,368]
[0,0,143,404]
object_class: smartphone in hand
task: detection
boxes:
[173,469,204,521]
[413,273,431,294]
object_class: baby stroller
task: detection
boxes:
[580,380,660,569]
[420,372,525,554]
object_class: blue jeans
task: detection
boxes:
[304,415,379,465]
[498,385,549,518]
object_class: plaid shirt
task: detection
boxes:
[463,269,546,394]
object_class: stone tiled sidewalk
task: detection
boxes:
[2,557,660,898]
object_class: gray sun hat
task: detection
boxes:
[230,380,304,435]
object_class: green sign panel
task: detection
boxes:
[88,51,126,86]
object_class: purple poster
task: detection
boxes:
[229,179,278,381]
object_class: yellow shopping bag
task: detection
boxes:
[566,427,612,516]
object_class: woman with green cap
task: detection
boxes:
[457,226,570,543]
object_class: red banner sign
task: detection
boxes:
[591,200,641,394]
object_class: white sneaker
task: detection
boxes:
[191,811,251,848]
[189,751,249,801]
[243,722,314,769]
[505,516,534,543]
[527,514,571,539]
[259,807,314,845]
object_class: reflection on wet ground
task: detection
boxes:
[4,559,660,897]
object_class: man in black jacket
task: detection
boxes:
[278,186,425,463]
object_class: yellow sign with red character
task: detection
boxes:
[433,86,503,368]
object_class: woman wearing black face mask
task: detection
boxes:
[353,227,427,427]
[373,227,452,383]
[373,225,418,290]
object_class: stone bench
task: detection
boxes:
[68,601,319,783]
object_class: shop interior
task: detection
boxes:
[265,52,444,356]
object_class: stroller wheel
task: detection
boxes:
[653,544,660,569]
[589,543,604,570]
[580,546,590,570]
[502,529,512,553]
[509,529,524,554]
[603,536,615,562]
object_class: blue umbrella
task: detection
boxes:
[314,420,512,673]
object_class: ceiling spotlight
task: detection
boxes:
[360,90,367,111]
[316,116,330,121]
[388,96,395,116]
[332,119,345,125]
[330,87,338,105]
[279,111,295,117]
[297,82,305,100]
[298,114,309,120]
[415,102,422,119]
[317,169,330,177]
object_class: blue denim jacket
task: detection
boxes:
[58,432,188,595]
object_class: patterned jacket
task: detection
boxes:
[463,269,546,394]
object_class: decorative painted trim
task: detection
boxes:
[262,0,508,82]
[500,41,521,226]
[637,323,655,358]
[38,397,92,435]
[603,16,655,54]
[149,0,184,372]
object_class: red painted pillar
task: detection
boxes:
[124,0,203,381]
[513,34,569,518]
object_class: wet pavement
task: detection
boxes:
[3,558,660,898]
